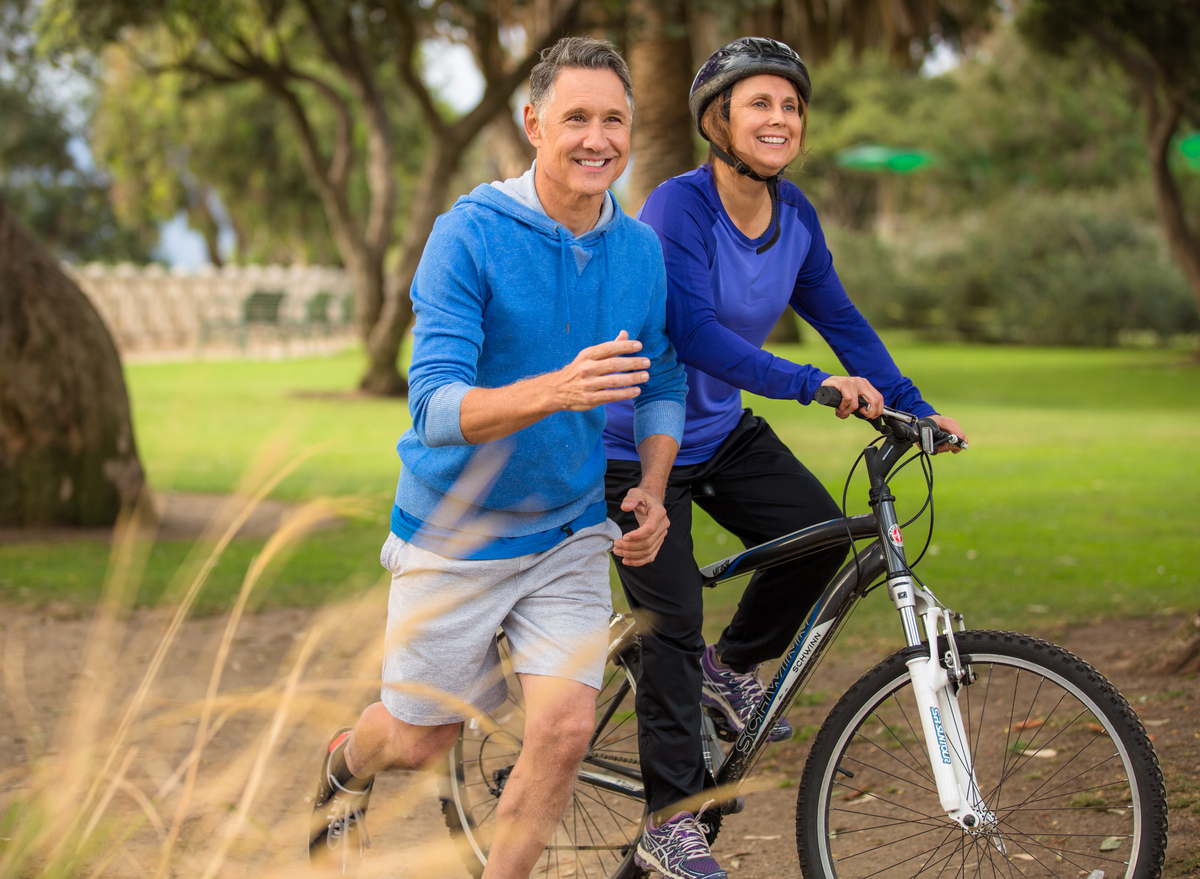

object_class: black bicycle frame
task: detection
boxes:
[700,434,922,789]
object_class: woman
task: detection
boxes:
[602,37,966,879]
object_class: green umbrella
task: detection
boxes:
[1177,132,1200,171]
[834,143,934,173]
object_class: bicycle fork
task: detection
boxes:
[867,446,1004,849]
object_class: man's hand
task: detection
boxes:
[550,330,649,411]
[820,375,884,419]
[929,414,968,454]
[612,487,669,567]
[460,330,649,444]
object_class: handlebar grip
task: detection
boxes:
[814,386,842,407]
[815,386,871,415]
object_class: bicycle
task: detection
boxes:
[441,389,1168,879]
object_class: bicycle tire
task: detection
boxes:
[442,633,649,879]
[797,630,1167,879]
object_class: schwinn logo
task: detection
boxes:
[794,622,830,671]
[930,706,952,764]
[737,622,832,754]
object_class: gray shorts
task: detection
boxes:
[378,519,620,725]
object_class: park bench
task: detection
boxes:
[199,288,289,353]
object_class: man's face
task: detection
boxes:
[525,67,632,202]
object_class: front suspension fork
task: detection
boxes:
[868,446,1000,843]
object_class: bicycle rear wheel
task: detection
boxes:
[797,630,1167,879]
[442,624,647,879]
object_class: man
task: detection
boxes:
[308,37,687,879]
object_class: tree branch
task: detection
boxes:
[298,0,348,69]
[450,0,587,143]
[382,0,447,133]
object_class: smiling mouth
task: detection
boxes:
[757,136,787,146]
[576,158,612,168]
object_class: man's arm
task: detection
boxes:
[612,433,678,567]
[459,332,649,445]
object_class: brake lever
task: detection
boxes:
[918,417,969,454]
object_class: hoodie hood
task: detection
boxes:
[456,163,622,334]
[459,161,617,241]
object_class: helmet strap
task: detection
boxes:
[709,142,774,183]
[709,144,782,255]
[757,177,781,255]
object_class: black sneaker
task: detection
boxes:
[309,727,374,874]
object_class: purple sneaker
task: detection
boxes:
[700,644,793,743]
[635,806,726,879]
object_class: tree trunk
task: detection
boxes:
[627,0,697,213]
[1133,611,1200,675]
[486,109,537,182]
[768,310,802,344]
[361,141,469,396]
[0,194,145,525]
[1144,95,1200,340]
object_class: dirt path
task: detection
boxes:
[1,607,1196,878]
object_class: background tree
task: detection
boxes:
[92,44,425,267]
[0,192,144,525]
[44,0,588,395]
[625,0,695,211]
[1018,0,1200,347]
[1,0,152,262]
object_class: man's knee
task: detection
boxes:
[521,679,596,770]
[355,703,459,772]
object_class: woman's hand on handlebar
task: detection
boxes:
[819,376,884,420]
[928,414,968,454]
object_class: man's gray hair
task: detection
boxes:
[529,36,634,121]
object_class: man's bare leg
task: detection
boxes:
[480,674,598,879]
[344,701,460,775]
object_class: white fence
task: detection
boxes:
[65,262,358,354]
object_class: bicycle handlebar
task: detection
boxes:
[814,386,968,453]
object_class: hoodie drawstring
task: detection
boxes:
[556,225,572,333]
[601,230,613,340]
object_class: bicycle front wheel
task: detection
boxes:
[797,630,1167,879]
[442,627,647,879]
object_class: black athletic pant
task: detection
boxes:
[605,410,848,814]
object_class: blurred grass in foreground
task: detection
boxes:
[1,341,1197,632]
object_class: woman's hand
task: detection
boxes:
[819,375,884,419]
[928,414,968,453]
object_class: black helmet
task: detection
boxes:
[689,37,812,142]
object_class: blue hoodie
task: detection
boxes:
[392,169,687,558]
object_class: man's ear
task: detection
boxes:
[523,103,542,148]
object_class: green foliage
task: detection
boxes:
[914,191,1198,345]
[832,187,1198,346]
[90,31,430,265]
[0,0,151,261]
[1018,0,1200,124]
[798,29,1148,227]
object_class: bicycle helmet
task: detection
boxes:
[689,37,811,144]
[688,37,811,254]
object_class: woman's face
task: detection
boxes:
[726,74,803,177]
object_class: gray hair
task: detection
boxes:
[529,36,634,121]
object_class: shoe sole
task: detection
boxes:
[635,848,726,879]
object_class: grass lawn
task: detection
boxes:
[2,340,1197,634]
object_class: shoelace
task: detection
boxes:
[660,800,715,863]
[715,665,765,713]
[324,777,372,852]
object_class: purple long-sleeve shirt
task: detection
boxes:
[604,164,934,465]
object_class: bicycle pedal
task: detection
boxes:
[705,708,738,742]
